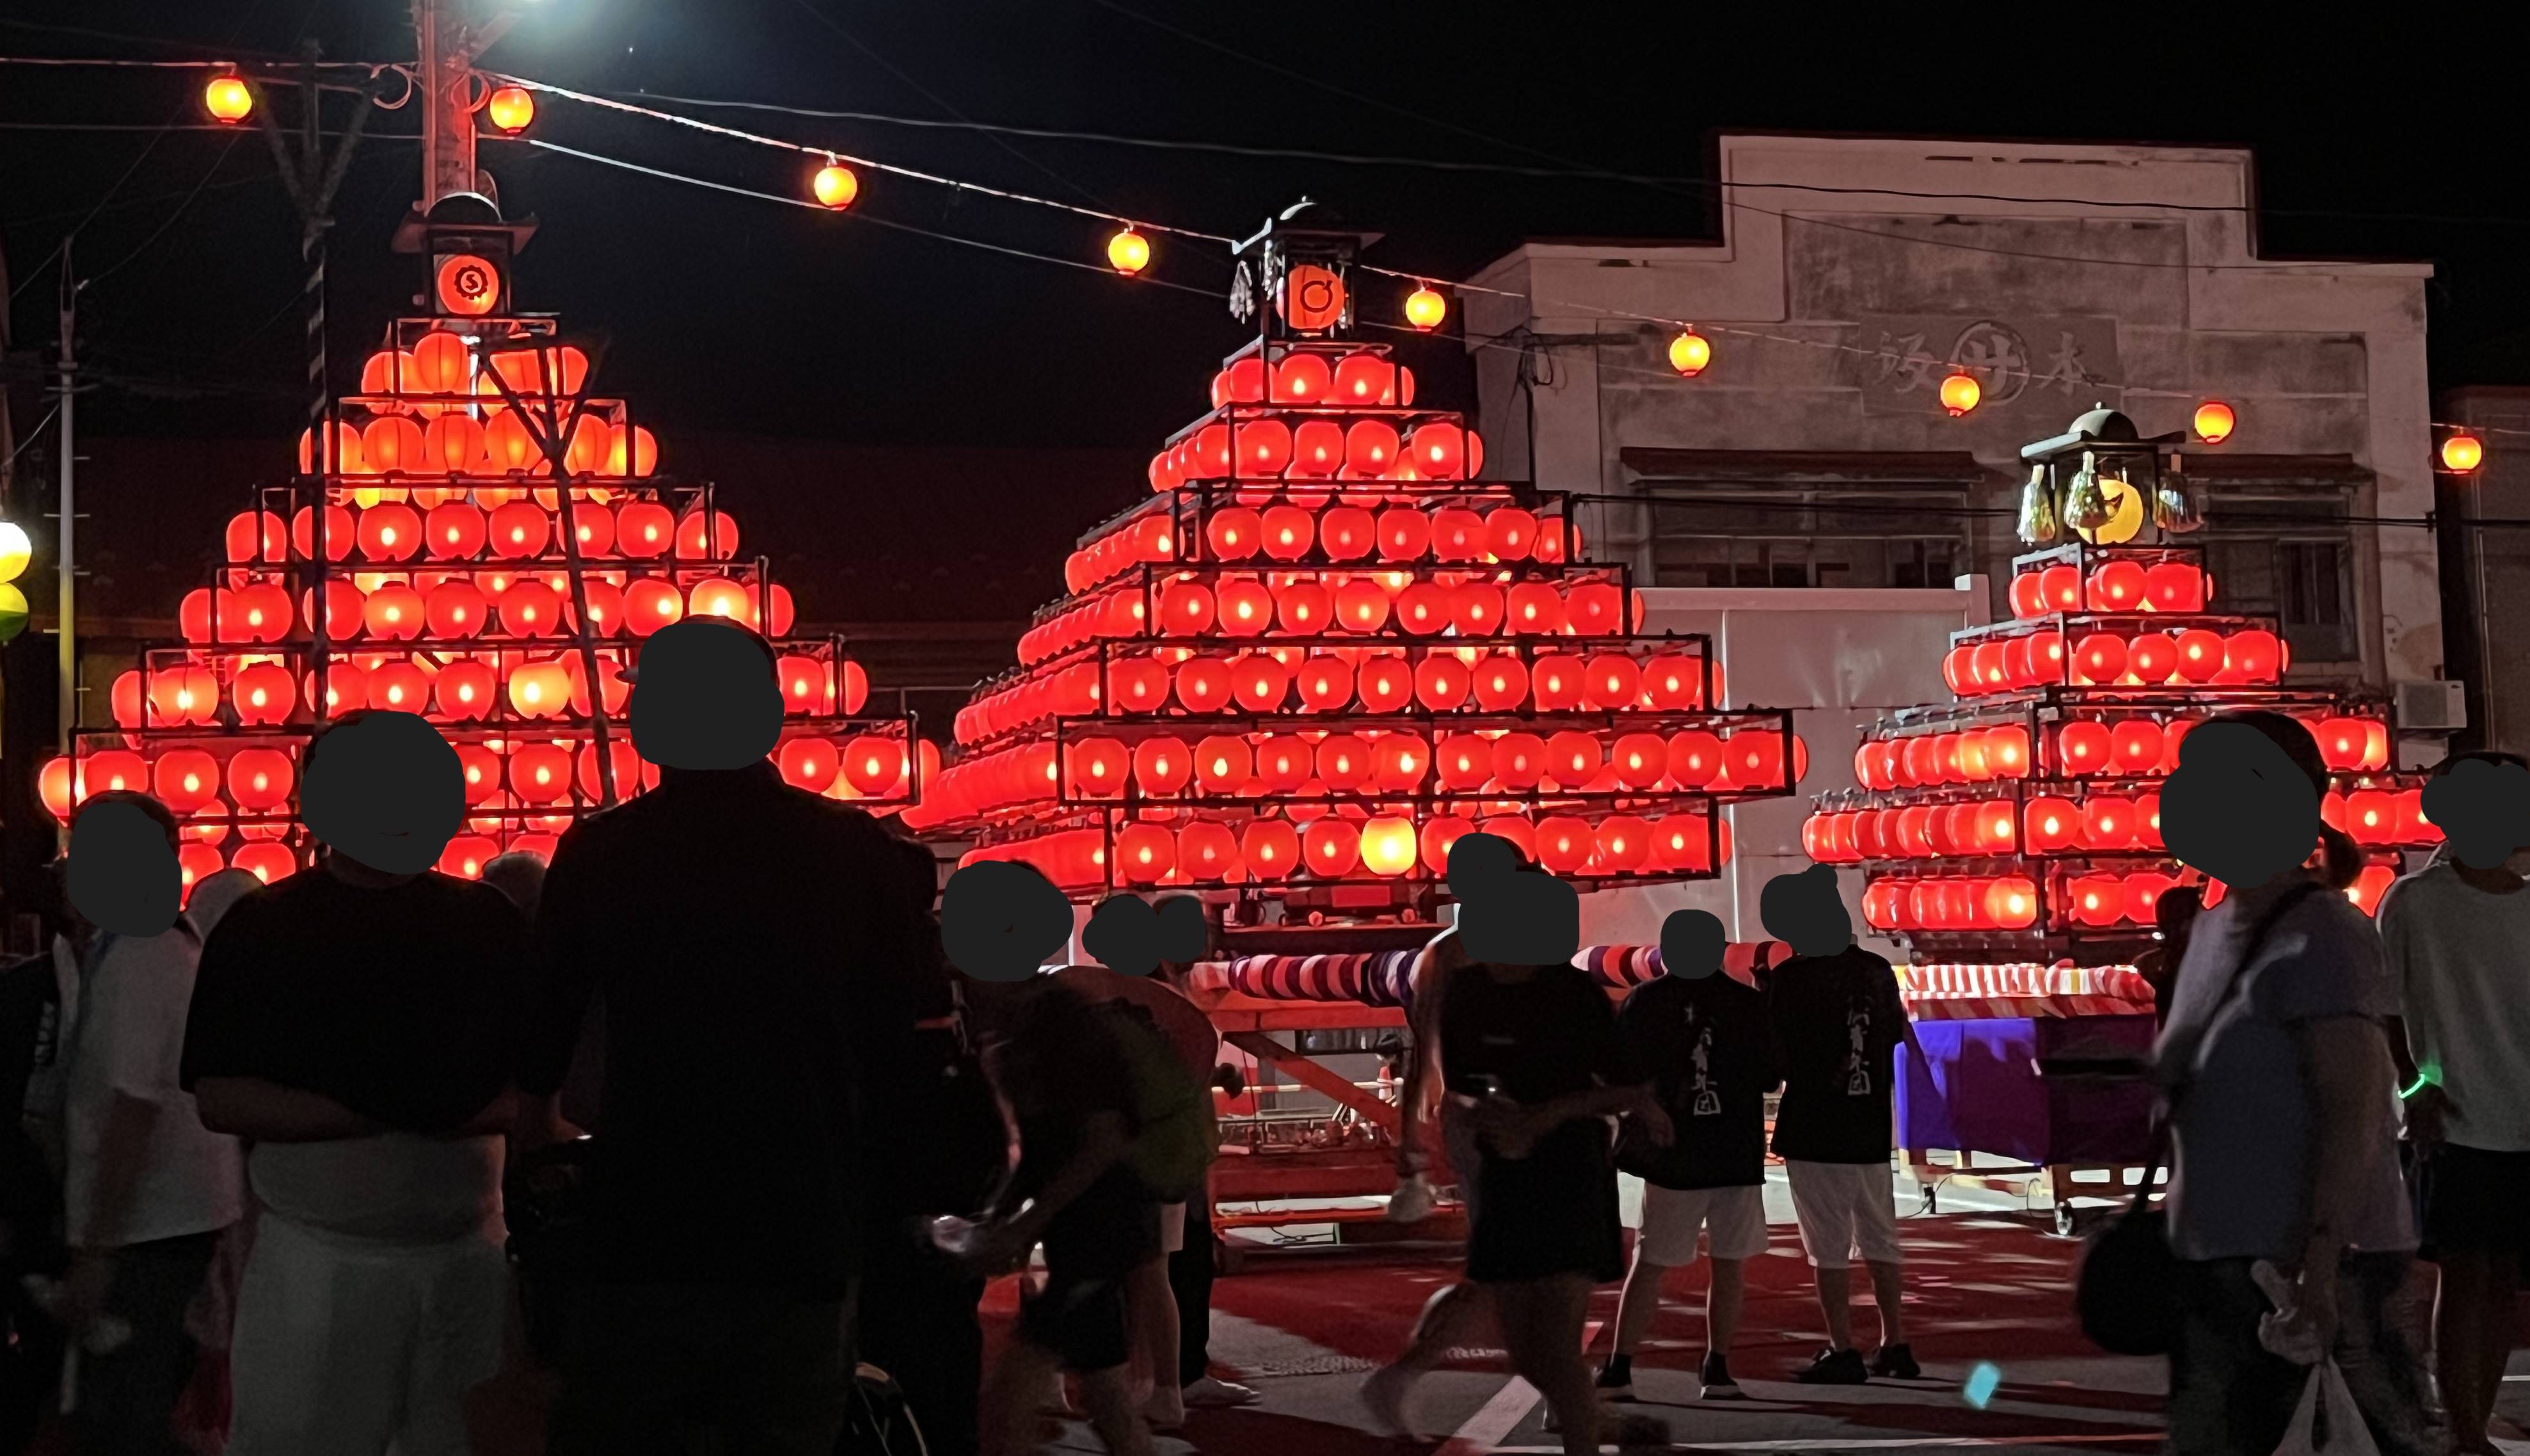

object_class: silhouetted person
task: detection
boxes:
[2135,883,2204,1030]
[1599,908,1780,1404]
[2380,750,2530,1456]
[55,793,241,1456]
[2155,711,2431,1456]
[180,710,527,1456]
[857,838,996,1456]
[1366,835,1666,1456]
[1762,862,1920,1384]
[518,620,935,1456]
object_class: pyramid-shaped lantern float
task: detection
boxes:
[38,194,916,892]
[1802,407,2439,972]
[904,206,1807,919]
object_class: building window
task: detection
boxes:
[1644,490,1973,590]
[2200,487,2359,664]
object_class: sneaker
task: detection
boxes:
[1181,1375,1262,1409]
[1361,1365,1418,1441]
[1794,1347,1869,1385]
[1868,1343,1921,1381]
[1699,1350,1744,1400]
[1595,1356,1635,1402]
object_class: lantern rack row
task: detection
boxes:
[104,639,871,743]
[1845,699,2393,791]
[1868,684,2364,740]
[174,573,795,651]
[959,629,1724,752]
[1069,482,1583,591]
[1017,562,1644,670]
[1865,854,2405,948]
[959,795,1742,898]
[234,482,742,571]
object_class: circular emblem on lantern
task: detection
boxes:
[436,253,501,317]
[1280,264,1346,332]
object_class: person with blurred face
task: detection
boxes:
[180,711,529,1456]
[54,792,241,1456]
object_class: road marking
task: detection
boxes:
[1489,1436,2160,1452]
[1434,1320,1602,1456]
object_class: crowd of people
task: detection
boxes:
[3,630,2523,1456]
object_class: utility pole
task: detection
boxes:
[54,241,76,752]
[416,0,520,207]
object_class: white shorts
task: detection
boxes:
[228,1215,509,1456]
[1159,1201,1187,1254]
[1785,1159,1902,1269]
[1636,1183,1769,1265]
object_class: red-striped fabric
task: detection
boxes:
[1902,993,2152,1022]
[1186,942,1791,1009]
[1898,963,2150,1002]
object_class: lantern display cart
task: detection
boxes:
[907,207,1810,1237]
[38,285,914,886]
[1801,453,2442,1221]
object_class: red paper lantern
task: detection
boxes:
[1492,733,1548,790]
[2008,573,2049,620]
[1319,507,1376,562]
[843,736,906,796]
[1584,654,1643,711]
[1971,642,2012,693]
[1729,732,1785,790]
[2024,796,2080,851]
[1372,734,1431,793]
[2346,789,2396,846]
[2145,561,2205,612]
[484,501,548,559]
[1943,645,1977,696]
[290,505,357,562]
[2037,566,2081,612]
[1332,354,1396,405]
[1133,737,1193,796]
[1472,655,1528,711]
[230,844,298,885]
[507,660,569,719]
[1436,734,1493,791]
[1451,583,1504,637]
[1232,655,1291,713]
[2127,632,2178,684]
[616,502,674,558]
[2314,716,2369,772]
[454,746,502,805]
[2125,871,2176,923]
[1408,423,1467,479]
[226,510,288,564]
[1985,876,2039,929]
[1236,420,1295,479]
[1535,817,1594,874]
[366,661,430,712]
[1610,732,1668,790]
[1665,730,1722,789]
[2224,629,2281,682]
[1530,655,1584,710]
[1333,579,1390,633]
[1275,581,1332,633]
[1241,819,1300,879]
[149,750,219,814]
[625,578,683,637]
[1290,420,1344,478]
[356,503,424,562]
[1315,734,1373,792]
[674,510,741,562]
[1300,818,1362,878]
[428,659,493,720]
[687,577,752,627]
[1260,505,1314,560]
[1431,509,1487,562]
[2069,874,2127,927]
[2082,795,2135,850]
[1593,816,1651,874]
[1506,583,1566,635]
[1345,420,1401,477]
[147,666,220,727]
[2057,720,2113,775]
[1486,509,1536,561]
[497,580,562,637]
[227,748,295,811]
[1356,658,1413,712]
[1175,657,1232,714]
[1564,583,1623,635]
[1216,579,1274,637]
[1204,507,1263,560]
[1375,508,1431,562]
[2087,560,2149,610]
[1194,735,1253,794]
[1115,823,1175,885]
[510,744,575,803]
[1420,816,1477,874]
[1294,656,1353,711]
[1413,654,1470,710]
[2174,629,2225,683]
[2110,718,2164,776]
[438,836,500,880]
[1545,731,1600,789]
[1641,654,1703,710]
[1176,821,1242,882]
[1255,737,1312,793]
[2072,633,2128,685]
[1393,583,1452,635]
[2135,791,2165,850]
[1158,581,1215,636]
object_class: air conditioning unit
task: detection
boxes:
[2394,679,2467,732]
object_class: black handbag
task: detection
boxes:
[2076,882,2322,1355]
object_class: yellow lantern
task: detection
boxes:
[1938,371,1982,418]
[1360,816,1419,876]
[203,74,253,124]
[811,162,859,210]
[2192,400,2236,443]
[486,85,536,135]
[0,521,30,584]
[1666,329,1710,376]
[1403,284,1447,331]
[2442,433,2484,473]
[1106,226,1151,276]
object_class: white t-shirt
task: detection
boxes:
[2378,861,2530,1151]
[63,930,244,1249]
[250,1134,503,1246]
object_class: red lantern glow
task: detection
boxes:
[2024,796,2080,852]
[2174,628,2225,683]
[2072,633,2128,685]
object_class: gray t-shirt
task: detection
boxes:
[2378,860,2530,1152]
[2156,889,2413,1262]
[250,1133,502,1246]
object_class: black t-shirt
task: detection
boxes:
[994,980,1151,1276]
[1766,946,1907,1165]
[518,763,938,1295]
[1615,972,1779,1189]
[181,868,529,1134]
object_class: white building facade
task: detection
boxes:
[1465,134,2447,942]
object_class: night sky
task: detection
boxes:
[7,3,2530,622]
